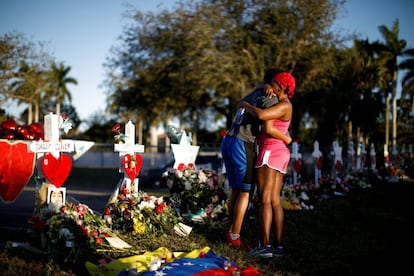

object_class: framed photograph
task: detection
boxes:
[129,179,138,194]
[47,187,66,207]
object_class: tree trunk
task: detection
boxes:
[27,102,33,124]
[137,118,143,145]
[150,123,158,153]
[56,101,61,117]
[385,94,390,146]
[392,71,397,147]
[34,102,39,123]
[192,110,198,146]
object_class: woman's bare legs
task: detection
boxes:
[256,165,277,246]
[271,172,284,246]
[256,165,284,247]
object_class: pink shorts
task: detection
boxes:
[255,142,290,174]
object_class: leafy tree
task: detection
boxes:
[0,32,53,123]
[9,62,49,124]
[48,62,78,117]
[104,0,346,147]
[371,19,410,147]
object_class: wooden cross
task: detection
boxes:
[347,140,355,172]
[331,141,343,174]
[113,120,145,195]
[291,141,302,184]
[27,113,74,209]
[356,139,366,171]
[311,141,322,185]
[370,143,377,170]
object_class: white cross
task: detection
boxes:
[113,120,145,194]
[370,143,377,170]
[291,141,302,184]
[28,113,74,177]
[347,141,355,172]
[356,139,366,171]
[312,141,322,185]
[27,113,74,207]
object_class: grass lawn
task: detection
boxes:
[1,168,413,275]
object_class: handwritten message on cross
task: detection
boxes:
[113,120,145,194]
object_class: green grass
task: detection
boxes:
[2,169,414,275]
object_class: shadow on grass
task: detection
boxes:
[194,181,414,275]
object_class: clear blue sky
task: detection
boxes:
[1,0,413,125]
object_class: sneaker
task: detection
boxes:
[273,245,284,257]
[250,245,273,259]
[227,236,241,248]
[225,231,232,244]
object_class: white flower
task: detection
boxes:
[184,180,192,190]
[198,171,207,183]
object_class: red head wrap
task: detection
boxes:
[273,72,296,99]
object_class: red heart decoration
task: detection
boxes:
[0,140,36,202]
[293,159,302,174]
[316,157,323,170]
[177,163,195,171]
[122,153,143,180]
[41,153,72,188]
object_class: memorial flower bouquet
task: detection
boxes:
[104,189,182,236]
[162,167,226,215]
[33,202,113,264]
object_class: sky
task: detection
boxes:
[1,0,413,127]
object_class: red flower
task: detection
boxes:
[155,203,166,214]
[104,209,111,215]
[177,163,185,171]
[95,237,103,245]
[77,205,86,217]
[112,123,121,134]
[82,227,90,236]
[92,229,99,237]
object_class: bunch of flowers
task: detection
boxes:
[29,202,113,264]
[104,188,182,236]
[161,166,226,215]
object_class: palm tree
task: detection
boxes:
[373,19,411,148]
[11,62,49,124]
[399,48,414,114]
[48,62,77,117]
